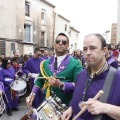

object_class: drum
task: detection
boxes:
[10,78,27,97]
[37,95,67,120]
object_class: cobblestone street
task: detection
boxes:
[0,92,30,120]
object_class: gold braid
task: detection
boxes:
[40,61,51,98]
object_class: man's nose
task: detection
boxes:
[59,40,63,44]
[86,49,91,54]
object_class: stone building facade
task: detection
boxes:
[111,23,117,44]
[117,0,120,44]
[0,0,55,57]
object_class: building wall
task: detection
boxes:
[54,14,70,40]
[117,0,120,44]
[0,0,55,56]
[27,0,55,48]
[111,23,117,44]
[0,0,17,39]
[69,29,80,54]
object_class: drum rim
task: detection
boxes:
[17,89,27,97]
[10,80,27,91]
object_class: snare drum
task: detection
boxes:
[37,96,67,120]
[10,78,27,97]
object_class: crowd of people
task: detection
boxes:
[0,33,120,120]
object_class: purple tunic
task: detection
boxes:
[41,56,49,60]
[106,56,118,69]
[0,66,18,112]
[0,81,4,92]
[24,57,44,108]
[70,66,120,120]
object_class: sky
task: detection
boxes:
[47,0,117,49]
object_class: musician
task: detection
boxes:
[105,44,118,69]
[24,48,45,108]
[0,58,19,116]
[26,33,83,108]
[11,57,23,77]
[62,33,120,120]
[12,50,23,65]
[42,50,50,59]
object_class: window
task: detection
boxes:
[24,24,31,43]
[41,9,46,25]
[65,24,67,31]
[11,43,15,50]
[76,34,78,39]
[25,2,30,16]
[0,41,5,56]
[41,32,45,46]
[41,12,45,20]
[69,30,71,37]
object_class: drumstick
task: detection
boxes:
[72,90,104,120]
[37,77,65,80]
[20,108,33,120]
[16,69,21,75]
[3,92,9,103]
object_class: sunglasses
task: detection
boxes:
[55,39,67,45]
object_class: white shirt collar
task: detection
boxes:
[54,54,67,67]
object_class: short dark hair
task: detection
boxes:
[56,33,69,43]
[106,44,111,50]
[12,57,18,62]
[85,33,106,49]
[34,48,40,53]
[2,58,11,68]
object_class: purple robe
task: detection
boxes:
[24,57,44,108]
[0,66,18,112]
[106,56,118,69]
[70,66,120,120]
[42,56,50,60]
[0,81,4,92]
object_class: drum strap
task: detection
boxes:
[11,89,17,101]
[40,61,51,98]
[93,66,116,120]
[0,92,6,114]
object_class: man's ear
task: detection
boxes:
[103,47,107,55]
[67,43,69,49]
[53,43,55,48]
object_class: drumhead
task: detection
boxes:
[11,80,27,91]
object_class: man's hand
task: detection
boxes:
[26,94,35,108]
[28,73,32,77]
[0,90,2,95]
[84,98,106,115]
[15,74,18,79]
[48,76,62,87]
[61,106,73,120]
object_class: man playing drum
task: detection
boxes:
[24,48,45,108]
[26,33,83,108]
[62,33,120,120]
[0,58,19,116]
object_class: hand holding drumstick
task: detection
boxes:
[15,69,22,79]
[72,90,104,120]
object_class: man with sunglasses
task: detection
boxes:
[26,33,83,109]
[24,47,45,108]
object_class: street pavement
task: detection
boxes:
[0,92,30,120]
